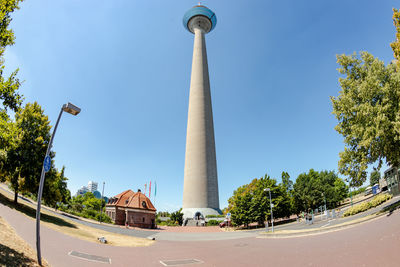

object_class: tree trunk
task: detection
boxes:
[14,191,18,204]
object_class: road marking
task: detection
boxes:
[320,223,330,228]
[160,259,203,266]
[68,251,111,264]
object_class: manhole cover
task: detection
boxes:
[160,259,203,266]
[69,251,111,264]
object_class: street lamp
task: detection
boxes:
[36,102,81,266]
[99,182,105,223]
[321,192,327,219]
[264,188,274,232]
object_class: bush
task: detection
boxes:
[206,219,220,226]
[350,186,366,197]
[205,214,225,218]
[95,213,112,223]
[343,194,392,217]
[158,220,179,226]
[170,210,184,225]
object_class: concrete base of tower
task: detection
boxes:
[182,207,222,220]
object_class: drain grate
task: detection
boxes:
[69,251,111,264]
[160,259,203,266]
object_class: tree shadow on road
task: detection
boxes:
[379,199,400,217]
[0,191,77,228]
[0,243,40,267]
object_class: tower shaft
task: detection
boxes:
[182,26,220,217]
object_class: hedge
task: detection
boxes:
[206,219,220,226]
[343,194,392,217]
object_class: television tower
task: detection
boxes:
[182,5,221,219]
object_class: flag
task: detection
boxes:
[154,181,157,197]
[144,183,147,196]
[149,181,152,198]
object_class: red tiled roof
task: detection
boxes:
[107,190,156,211]
[126,191,156,211]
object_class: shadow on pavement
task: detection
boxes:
[0,192,77,228]
[0,243,38,267]
[380,199,400,217]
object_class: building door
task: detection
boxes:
[194,212,202,220]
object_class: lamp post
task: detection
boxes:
[99,182,105,223]
[350,186,353,207]
[36,102,80,266]
[264,188,274,232]
[322,192,327,219]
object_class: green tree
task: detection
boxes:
[331,52,399,186]
[0,0,23,114]
[293,169,348,213]
[331,9,400,186]
[281,171,293,192]
[391,8,400,68]
[170,209,183,225]
[369,170,381,186]
[55,166,71,204]
[70,194,84,213]
[293,169,321,212]
[0,0,23,189]
[229,186,253,227]
[228,174,292,228]
[333,178,348,205]
[1,102,51,203]
[42,166,71,208]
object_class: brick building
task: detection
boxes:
[106,189,156,229]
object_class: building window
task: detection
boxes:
[142,201,147,208]
[143,217,145,223]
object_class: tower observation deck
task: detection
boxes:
[182,5,221,220]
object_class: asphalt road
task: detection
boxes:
[1,196,399,266]
[249,195,400,233]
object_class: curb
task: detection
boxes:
[257,210,391,239]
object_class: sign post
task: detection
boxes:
[226,213,231,229]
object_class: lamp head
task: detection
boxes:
[62,102,81,115]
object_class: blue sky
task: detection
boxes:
[4,0,398,211]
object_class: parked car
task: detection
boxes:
[219,220,232,228]
[364,186,372,196]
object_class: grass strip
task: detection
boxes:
[0,216,50,267]
[0,189,154,247]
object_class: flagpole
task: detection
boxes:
[154,180,157,207]
[149,180,152,199]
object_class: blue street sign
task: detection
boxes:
[44,155,51,172]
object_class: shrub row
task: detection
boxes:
[206,219,220,226]
[58,206,112,223]
[156,219,180,226]
[205,214,225,218]
[343,194,392,217]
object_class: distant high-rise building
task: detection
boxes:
[76,186,88,196]
[87,181,98,192]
